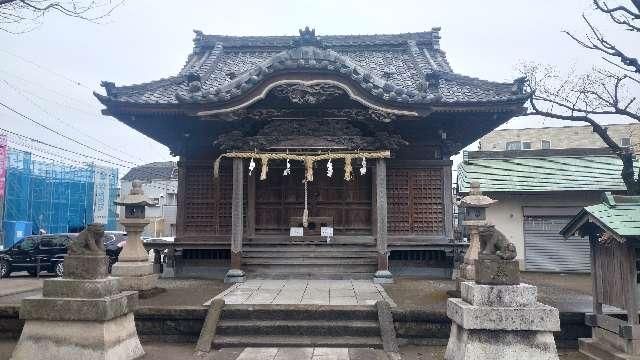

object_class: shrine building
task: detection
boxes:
[96,27,528,281]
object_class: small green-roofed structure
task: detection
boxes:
[560,193,640,241]
[560,193,640,359]
[458,149,635,193]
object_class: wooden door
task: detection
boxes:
[255,161,372,235]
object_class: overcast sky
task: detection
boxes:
[1,0,638,178]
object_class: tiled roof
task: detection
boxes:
[122,162,177,181]
[458,150,636,193]
[97,28,527,107]
[561,193,640,239]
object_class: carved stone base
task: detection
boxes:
[475,259,520,285]
[11,313,144,360]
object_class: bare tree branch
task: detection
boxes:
[0,0,123,32]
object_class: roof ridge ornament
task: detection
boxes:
[292,26,323,47]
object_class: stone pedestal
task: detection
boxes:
[449,227,480,297]
[112,218,158,292]
[11,255,144,360]
[445,282,560,360]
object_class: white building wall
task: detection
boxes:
[484,192,601,270]
[118,179,178,237]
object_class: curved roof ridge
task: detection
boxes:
[193,29,439,49]
[175,45,440,105]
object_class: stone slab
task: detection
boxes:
[10,312,144,360]
[117,273,158,291]
[447,298,560,331]
[444,322,559,360]
[579,337,640,360]
[64,255,109,280]
[111,261,154,277]
[475,259,520,286]
[20,291,138,321]
[460,282,537,307]
[42,277,120,299]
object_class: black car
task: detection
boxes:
[0,232,126,278]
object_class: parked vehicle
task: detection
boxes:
[0,232,127,278]
[0,234,73,278]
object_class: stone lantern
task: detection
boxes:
[456,181,497,285]
[112,179,158,293]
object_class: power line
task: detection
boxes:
[0,49,92,90]
[0,100,139,167]
[0,127,178,192]
[0,129,178,192]
[0,69,96,109]
[1,80,145,165]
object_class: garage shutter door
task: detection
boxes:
[524,216,591,273]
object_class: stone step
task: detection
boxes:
[243,245,377,252]
[579,338,629,360]
[244,272,374,280]
[212,335,383,349]
[216,319,380,337]
[242,247,377,258]
[221,304,378,321]
[244,264,377,276]
[242,258,377,265]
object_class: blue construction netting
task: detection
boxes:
[3,149,118,235]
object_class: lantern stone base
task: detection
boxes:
[373,270,394,284]
[12,312,144,360]
[579,327,640,360]
[445,282,560,360]
[224,268,245,283]
[11,258,144,360]
[111,261,158,291]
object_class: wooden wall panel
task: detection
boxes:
[387,167,444,235]
[182,163,233,235]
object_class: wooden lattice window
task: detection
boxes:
[182,164,233,235]
[387,168,443,235]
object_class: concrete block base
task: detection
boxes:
[117,273,159,292]
[11,312,144,360]
[112,261,157,291]
[445,322,558,360]
[224,269,245,283]
[445,282,560,360]
[373,270,394,284]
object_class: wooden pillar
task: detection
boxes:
[175,160,186,239]
[590,237,603,315]
[230,158,243,269]
[375,159,389,272]
[442,162,453,239]
[626,242,638,325]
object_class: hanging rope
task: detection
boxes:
[213,150,390,181]
[302,180,309,227]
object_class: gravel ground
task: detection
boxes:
[383,272,595,312]
[140,278,230,307]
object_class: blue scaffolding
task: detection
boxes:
[3,149,118,236]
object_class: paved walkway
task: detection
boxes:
[209,279,396,306]
[235,347,389,360]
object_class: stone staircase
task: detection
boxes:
[241,241,378,279]
[212,304,383,349]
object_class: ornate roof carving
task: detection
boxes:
[95,28,529,111]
